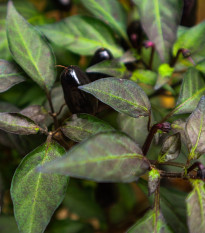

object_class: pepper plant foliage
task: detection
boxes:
[1,0,205,232]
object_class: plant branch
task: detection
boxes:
[46,91,58,129]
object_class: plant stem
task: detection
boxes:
[142,124,158,156]
[149,46,155,70]
[46,91,58,129]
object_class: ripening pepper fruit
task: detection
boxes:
[61,65,98,114]
[88,48,114,81]
[127,20,143,49]
[52,0,72,11]
[89,48,113,66]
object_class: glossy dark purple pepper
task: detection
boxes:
[89,48,113,67]
[181,0,197,27]
[52,0,72,11]
[61,65,97,114]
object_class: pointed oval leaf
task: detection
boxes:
[173,21,205,56]
[0,112,41,135]
[39,132,150,183]
[6,2,56,91]
[186,96,205,160]
[61,114,114,142]
[174,68,205,115]
[117,113,148,147]
[11,140,68,233]
[155,64,174,90]
[40,15,123,57]
[127,210,171,233]
[130,69,157,86]
[86,59,130,79]
[20,105,49,125]
[196,59,205,75]
[158,133,181,163]
[134,0,183,62]
[148,168,160,195]
[79,78,151,118]
[186,180,205,233]
[80,0,127,41]
[0,59,25,93]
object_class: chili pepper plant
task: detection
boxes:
[0,0,205,232]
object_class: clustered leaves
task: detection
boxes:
[0,0,205,232]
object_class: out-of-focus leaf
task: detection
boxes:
[0,112,41,135]
[11,140,68,233]
[86,60,130,79]
[80,0,128,41]
[20,105,49,125]
[186,96,205,160]
[0,60,25,93]
[48,219,94,233]
[134,0,183,62]
[155,64,174,90]
[63,180,105,221]
[117,113,148,147]
[40,15,123,57]
[186,179,205,233]
[148,168,160,195]
[38,132,150,182]
[0,216,19,233]
[79,78,151,118]
[174,68,205,115]
[158,133,181,163]
[61,114,114,142]
[130,69,157,86]
[6,2,56,91]
[196,59,205,74]
[127,209,171,233]
[0,101,19,112]
[173,21,205,56]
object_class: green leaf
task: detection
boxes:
[186,179,205,233]
[155,64,174,90]
[196,59,205,74]
[86,60,130,79]
[148,168,160,195]
[127,210,171,233]
[0,112,41,135]
[38,132,150,182]
[186,96,205,160]
[134,0,182,62]
[11,139,68,233]
[174,68,205,115]
[80,0,127,41]
[61,114,114,142]
[79,78,151,118]
[40,15,123,57]
[130,69,157,86]
[173,21,205,56]
[158,133,181,163]
[117,113,148,147]
[6,1,56,91]
[0,59,25,93]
